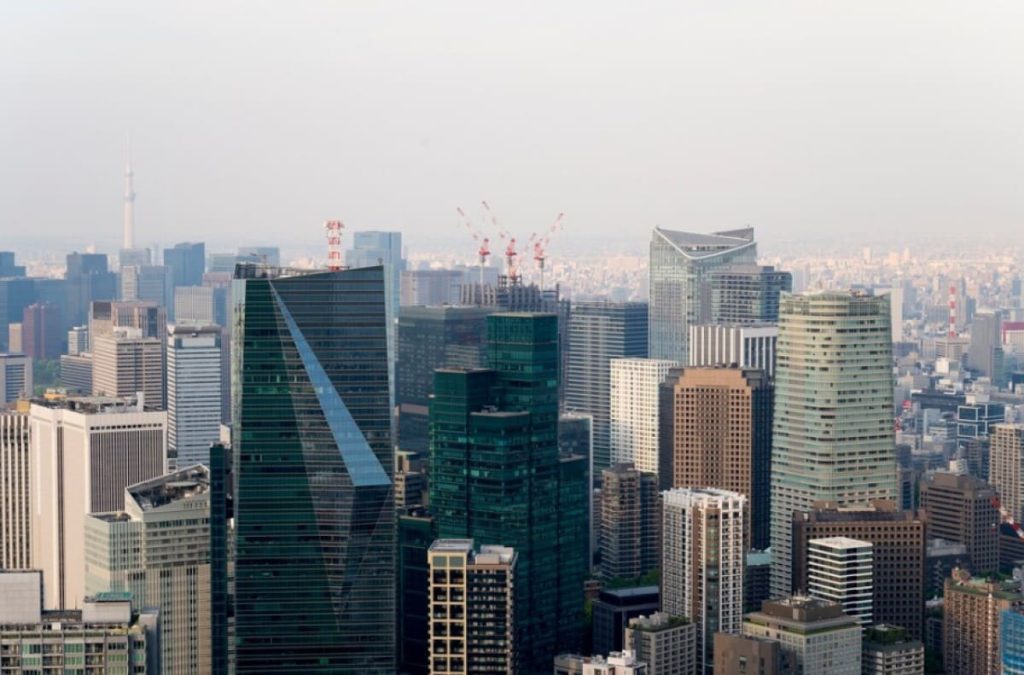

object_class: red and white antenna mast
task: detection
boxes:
[530,212,564,288]
[325,220,345,271]
[457,207,490,287]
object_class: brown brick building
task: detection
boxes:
[919,471,1000,575]
[791,499,926,639]
[943,570,1024,675]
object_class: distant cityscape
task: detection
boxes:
[3,146,1024,674]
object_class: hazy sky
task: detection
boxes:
[3,1,1023,254]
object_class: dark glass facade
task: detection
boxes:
[164,241,206,288]
[430,313,586,673]
[398,509,434,675]
[231,265,394,673]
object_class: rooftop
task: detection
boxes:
[127,465,210,511]
[30,395,145,415]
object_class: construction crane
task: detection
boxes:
[992,495,1024,540]
[457,207,491,287]
[325,220,345,271]
[481,201,520,283]
[530,212,564,288]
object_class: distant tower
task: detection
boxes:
[123,144,135,250]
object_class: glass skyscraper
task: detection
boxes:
[231,264,394,673]
[430,313,586,673]
[769,291,897,597]
[1003,608,1024,674]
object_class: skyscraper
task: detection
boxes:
[0,354,32,404]
[85,465,212,675]
[396,305,490,454]
[21,302,62,360]
[1003,608,1024,675]
[565,301,649,473]
[231,264,394,672]
[659,366,772,549]
[427,540,518,675]
[919,471,1000,575]
[599,464,660,581]
[29,395,166,609]
[968,309,1004,379]
[430,313,586,671]
[64,252,117,329]
[661,487,746,674]
[167,325,222,467]
[706,264,792,324]
[163,242,206,288]
[91,328,164,409]
[609,358,678,473]
[769,292,897,597]
[648,227,757,361]
[688,324,778,378]
[0,409,30,570]
[120,265,174,312]
[990,424,1024,522]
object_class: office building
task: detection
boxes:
[120,264,174,312]
[1003,608,1024,675]
[396,305,490,453]
[770,292,897,597]
[7,322,21,353]
[713,633,793,675]
[85,466,211,674]
[806,536,874,627]
[659,366,772,548]
[395,450,428,509]
[565,301,649,473]
[599,464,660,581]
[956,400,1004,448]
[0,571,157,673]
[64,252,117,329]
[609,358,678,473]
[67,325,89,355]
[59,353,92,394]
[592,586,660,658]
[91,328,164,409]
[688,323,778,378]
[398,508,434,675]
[427,540,518,675]
[0,409,30,569]
[163,241,206,288]
[990,424,1024,522]
[430,313,586,670]
[707,264,792,324]
[662,487,746,673]
[861,625,925,675]
[21,302,62,360]
[89,300,167,344]
[0,353,32,404]
[167,325,222,467]
[969,309,1004,378]
[919,471,1000,575]
[943,570,1024,675]
[0,278,35,352]
[792,500,926,639]
[174,285,229,326]
[29,395,166,609]
[400,268,462,306]
[742,597,861,675]
[648,226,758,361]
[231,264,394,672]
[0,252,26,278]
[624,612,696,675]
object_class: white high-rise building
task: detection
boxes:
[807,536,874,627]
[167,325,223,467]
[687,324,778,378]
[661,487,746,674]
[85,465,211,675]
[0,409,31,569]
[0,353,32,404]
[29,395,166,609]
[609,358,679,473]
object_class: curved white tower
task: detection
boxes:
[123,148,135,250]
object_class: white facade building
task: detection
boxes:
[610,358,679,473]
[167,325,223,467]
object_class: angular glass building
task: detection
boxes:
[231,264,394,673]
[648,227,758,362]
[769,292,897,597]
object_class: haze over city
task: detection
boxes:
[4,1,1024,253]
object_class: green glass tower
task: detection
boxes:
[231,265,394,673]
[430,313,586,673]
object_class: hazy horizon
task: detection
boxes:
[4,2,1024,255]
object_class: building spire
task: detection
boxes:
[123,136,135,250]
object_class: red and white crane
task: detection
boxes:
[457,207,491,287]
[482,201,519,283]
[530,212,564,288]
